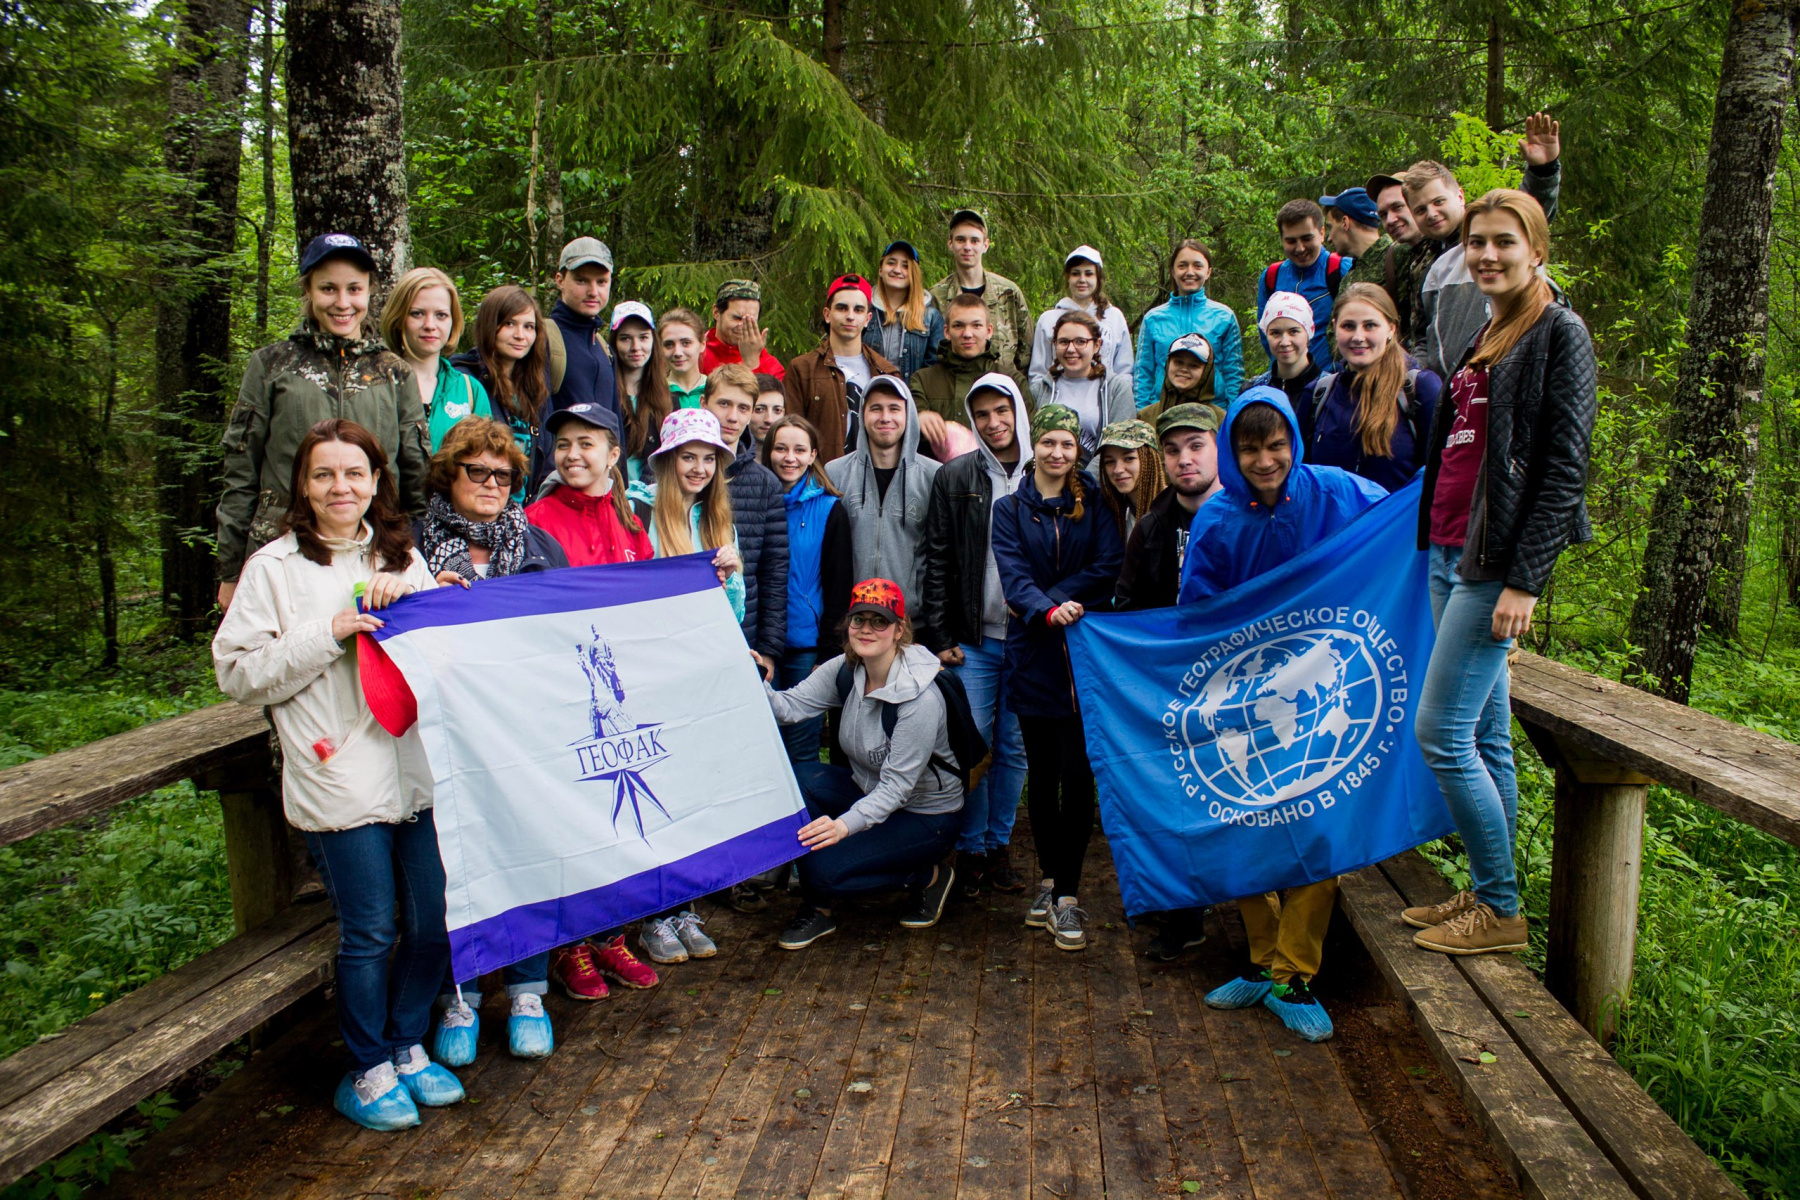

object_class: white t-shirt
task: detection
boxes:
[836,354,873,395]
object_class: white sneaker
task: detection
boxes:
[1051,897,1088,951]
[440,999,476,1030]
[1025,879,1056,928]
[353,1060,401,1104]
[512,992,545,1018]
[639,915,689,963]
[675,910,718,958]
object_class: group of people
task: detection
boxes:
[210,112,1597,1133]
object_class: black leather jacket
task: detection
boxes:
[918,450,997,652]
[1418,303,1595,594]
[1114,488,1190,612]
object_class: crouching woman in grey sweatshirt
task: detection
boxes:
[764,577,963,949]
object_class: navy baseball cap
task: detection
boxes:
[546,402,622,441]
[882,239,919,262]
[299,232,377,275]
[1320,187,1380,228]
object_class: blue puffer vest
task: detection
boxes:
[782,475,838,652]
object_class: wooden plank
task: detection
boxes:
[1509,655,1800,847]
[1335,865,1637,1200]
[220,786,296,935]
[1200,900,1328,1196]
[881,913,982,1199]
[1267,1008,1402,1197]
[1544,772,1647,1044]
[811,929,935,1198]
[1133,914,1253,1200]
[1027,912,1099,1200]
[954,902,1033,1200]
[0,703,269,847]
[0,902,332,1110]
[0,923,336,1189]
[1381,852,1747,1200]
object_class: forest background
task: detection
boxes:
[2,0,1798,1194]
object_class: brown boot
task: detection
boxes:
[1400,889,1479,929]
[1412,903,1528,955]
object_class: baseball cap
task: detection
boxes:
[882,239,919,262]
[1168,332,1213,362]
[610,300,655,331]
[653,408,735,459]
[1156,402,1223,440]
[1366,173,1405,200]
[546,402,622,441]
[299,232,376,276]
[1064,244,1104,269]
[846,577,906,625]
[1320,187,1380,228]
[557,236,614,274]
[947,208,987,232]
[826,273,874,306]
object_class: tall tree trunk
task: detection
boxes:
[1627,0,1799,701]
[286,0,410,284]
[97,317,122,670]
[536,0,563,285]
[822,0,844,79]
[693,15,773,263]
[1485,13,1505,131]
[1284,0,1304,86]
[1703,421,1758,639]
[155,0,252,639]
[255,1,278,341]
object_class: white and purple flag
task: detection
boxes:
[360,554,806,981]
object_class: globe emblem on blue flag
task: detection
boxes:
[1179,630,1384,807]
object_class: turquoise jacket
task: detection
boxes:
[424,357,494,452]
[1132,288,1244,410]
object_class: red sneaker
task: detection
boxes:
[596,934,660,989]
[550,942,610,1001]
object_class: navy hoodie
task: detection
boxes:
[548,300,620,422]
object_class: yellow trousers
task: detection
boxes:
[1236,878,1339,984]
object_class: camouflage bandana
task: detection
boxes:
[715,278,762,305]
[1098,419,1157,453]
[1030,403,1082,444]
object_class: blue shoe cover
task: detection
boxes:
[432,1001,479,1067]
[508,995,555,1059]
[334,1066,420,1131]
[393,1045,466,1106]
[1263,983,1334,1042]
[1204,972,1273,1009]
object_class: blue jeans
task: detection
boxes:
[792,761,958,904]
[440,953,551,1007]
[776,648,823,763]
[950,638,1027,854]
[305,811,452,1071]
[1415,544,1520,916]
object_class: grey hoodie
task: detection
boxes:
[965,372,1033,639]
[825,375,941,608]
[765,645,963,832]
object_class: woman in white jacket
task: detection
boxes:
[212,418,456,1133]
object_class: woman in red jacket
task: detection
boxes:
[524,403,653,566]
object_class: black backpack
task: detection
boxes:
[1311,368,1426,464]
[832,660,991,793]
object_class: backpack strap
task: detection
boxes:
[1325,252,1345,298]
[1263,261,1282,295]
[1383,244,1399,305]
[1311,370,1337,413]
[542,317,568,397]
[1398,368,1426,458]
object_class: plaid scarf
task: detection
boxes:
[422,493,530,582]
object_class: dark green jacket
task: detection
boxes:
[216,327,428,581]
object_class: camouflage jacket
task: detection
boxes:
[216,327,428,581]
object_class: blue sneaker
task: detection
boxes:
[432,998,479,1067]
[508,993,554,1059]
[1204,971,1273,1009]
[393,1044,466,1106]
[334,1062,420,1131]
[1263,978,1334,1042]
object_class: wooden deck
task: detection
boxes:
[99,826,1519,1200]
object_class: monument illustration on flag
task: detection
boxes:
[359,554,806,981]
[1068,478,1454,916]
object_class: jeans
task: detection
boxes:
[1415,544,1520,916]
[440,953,551,1007]
[305,810,452,1072]
[1019,715,1096,900]
[950,638,1027,854]
[792,761,958,904]
[776,648,823,763]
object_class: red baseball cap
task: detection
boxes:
[847,577,905,623]
[826,273,874,306]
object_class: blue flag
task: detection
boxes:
[1068,478,1453,917]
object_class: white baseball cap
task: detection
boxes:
[1064,244,1104,269]
[610,300,655,331]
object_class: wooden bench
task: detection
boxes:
[0,703,329,1190]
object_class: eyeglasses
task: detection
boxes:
[458,462,517,488]
[1055,337,1096,350]
[849,613,894,631]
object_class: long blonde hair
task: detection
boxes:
[380,267,465,360]
[1334,282,1409,458]
[650,442,735,555]
[877,254,928,335]
[1462,189,1554,369]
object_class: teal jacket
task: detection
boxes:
[1132,289,1244,410]
[424,357,494,452]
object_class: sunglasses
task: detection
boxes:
[458,462,517,488]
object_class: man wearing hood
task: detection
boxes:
[1177,387,1386,1044]
[919,373,1035,897]
[909,294,1031,454]
[826,376,940,610]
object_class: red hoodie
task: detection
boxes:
[701,328,785,379]
[525,486,653,567]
